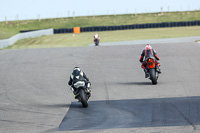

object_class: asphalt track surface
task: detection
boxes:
[0,41,200,133]
[89,36,200,46]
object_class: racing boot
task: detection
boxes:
[74,94,78,99]
[156,66,161,74]
[73,90,79,99]
[70,87,78,99]
[87,87,91,98]
[144,69,149,78]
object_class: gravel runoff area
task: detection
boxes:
[89,36,200,46]
[0,37,200,133]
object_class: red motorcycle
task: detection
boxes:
[145,57,159,85]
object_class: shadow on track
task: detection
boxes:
[43,127,58,133]
[36,103,71,108]
[59,96,200,131]
[117,81,152,85]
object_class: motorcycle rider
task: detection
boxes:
[139,44,161,78]
[94,33,100,46]
[68,67,91,98]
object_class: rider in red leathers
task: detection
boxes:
[139,44,161,78]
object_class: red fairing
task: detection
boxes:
[157,63,160,66]
[155,54,160,60]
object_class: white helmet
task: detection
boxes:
[74,67,80,71]
[145,44,152,50]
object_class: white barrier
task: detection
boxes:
[0,28,54,49]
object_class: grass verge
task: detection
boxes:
[5,26,200,49]
[0,10,200,39]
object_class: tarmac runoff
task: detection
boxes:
[89,36,200,46]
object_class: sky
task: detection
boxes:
[1,0,200,21]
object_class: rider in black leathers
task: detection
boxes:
[139,44,161,78]
[68,67,91,98]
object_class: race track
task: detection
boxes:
[0,41,200,133]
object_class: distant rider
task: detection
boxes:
[139,44,161,78]
[68,67,91,98]
[94,33,100,46]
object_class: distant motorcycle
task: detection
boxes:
[145,57,159,85]
[72,81,91,107]
[94,38,99,46]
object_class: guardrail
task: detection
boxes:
[53,20,200,34]
[0,28,53,49]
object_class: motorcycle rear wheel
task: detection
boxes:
[149,69,157,85]
[79,89,88,107]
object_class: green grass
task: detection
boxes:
[1,10,200,39]
[6,26,200,49]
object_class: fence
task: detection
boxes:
[53,20,200,34]
[0,29,53,49]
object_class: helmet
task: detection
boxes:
[72,67,81,76]
[145,44,152,50]
[74,67,81,71]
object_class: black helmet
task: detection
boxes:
[72,67,81,76]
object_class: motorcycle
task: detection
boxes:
[145,57,159,85]
[94,38,99,46]
[72,81,91,107]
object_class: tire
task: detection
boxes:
[95,42,99,46]
[95,39,99,46]
[149,69,157,85]
[79,89,88,107]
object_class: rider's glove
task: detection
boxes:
[87,82,91,88]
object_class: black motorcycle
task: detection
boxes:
[94,38,99,46]
[73,81,91,107]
